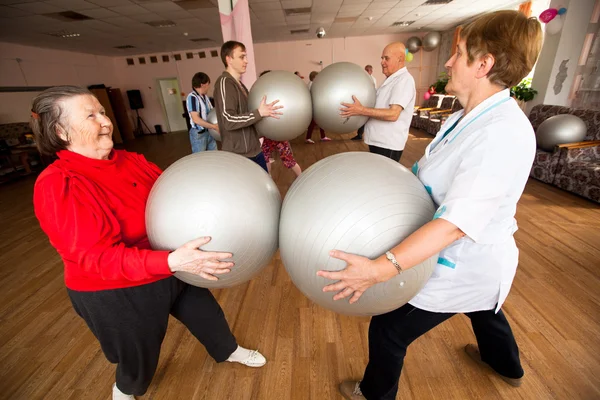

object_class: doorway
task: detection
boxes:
[157,78,188,133]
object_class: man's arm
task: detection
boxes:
[359,104,403,122]
[340,96,403,122]
[190,112,217,130]
[215,77,262,131]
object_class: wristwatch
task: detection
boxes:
[385,251,402,274]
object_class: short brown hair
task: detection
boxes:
[31,85,93,156]
[309,71,318,81]
[220,40,246,68]
[460,10,542,88]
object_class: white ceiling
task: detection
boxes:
[0,0,523,56]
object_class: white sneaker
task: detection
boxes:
[112,383,135,400]
[226,346,267,367]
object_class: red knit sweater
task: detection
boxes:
[34,149,172,291]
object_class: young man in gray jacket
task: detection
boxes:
[213,41,282,171]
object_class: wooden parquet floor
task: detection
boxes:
[0,129,598,400]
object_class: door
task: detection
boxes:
[157,78,188,132]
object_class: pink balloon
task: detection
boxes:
[539,8,558,23]
[424,92,431,100]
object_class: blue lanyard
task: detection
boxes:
[427,96,511,157]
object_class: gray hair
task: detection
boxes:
[30,85,93,156]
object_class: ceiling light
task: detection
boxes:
[46,31,81,38]
[392,21,415,27]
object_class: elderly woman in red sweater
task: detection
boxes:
[31,86,266,400]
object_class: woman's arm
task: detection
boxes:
[318,218,465,303]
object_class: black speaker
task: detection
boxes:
[126,90,144,110]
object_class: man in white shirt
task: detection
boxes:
[351,65,378,141]
[342,43,416,161]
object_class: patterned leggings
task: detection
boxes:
[261,138,298,169]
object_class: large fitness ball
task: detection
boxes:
[406,36,422,54]
[536,114,587,152]
[206,108,220,141]
[422,31,441,52]
[279,152,437,316]
[247,70,312,141]
[311,62,376,134]
[146,152,281,288]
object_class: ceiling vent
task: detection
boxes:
[190,37,211,42]
[146,20,176,28]
[392,21,415,27]
[44,11,92,21]
[114,45,136,49]
[284,7,311,16]
[423,0,453,4]
[290,29,310,34]
[175,0,215,10]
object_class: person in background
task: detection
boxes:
[213,41,282,172]
[342,42,416,162]
[186,72,218,153]
[305,71,331,144]
[258,70,302,179]
[351,64,380,142]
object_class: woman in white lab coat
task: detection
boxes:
[319,10,544,400]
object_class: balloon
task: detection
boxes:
[422,31,441,52]
[405,36,422,54]
[539,8,558,23]
[557,7,567,15]
[546,16,564,35]
[424,92,431,100]
[406,52,414,62]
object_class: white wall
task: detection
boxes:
[529,0,598,111]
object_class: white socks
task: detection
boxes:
[226,345,267,367]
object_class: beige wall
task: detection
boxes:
[0,33,441,130]
[112,33,441,131]
[0,42,118,124]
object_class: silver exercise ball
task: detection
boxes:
[310,62,376,134]
[206,108,220,141]
[536,114,587,152]
[247,70,312,141]
[146,151,281,288]
[279,152,437,316]
[422,31,441,52]
[406,36,422,54]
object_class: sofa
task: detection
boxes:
[0,122,43,180]
[528,105,600,203]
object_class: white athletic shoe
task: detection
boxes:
[112,383,135,400]
[226,346,267,368]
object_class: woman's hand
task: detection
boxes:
[317,250,397,304]
[258,96,284,119]
[340,95,365,118]
[168,236,234,281]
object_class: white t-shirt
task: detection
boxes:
[409,89,536,313]
[364,67,416,151]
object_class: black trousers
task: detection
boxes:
[356,124,365,138]
[368,145,403,162]
[360,304,523,400]
[68,277,237,396]
[248,151,268,172]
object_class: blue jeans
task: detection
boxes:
[189,127,217,153]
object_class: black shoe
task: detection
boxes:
[351,135,362,141]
